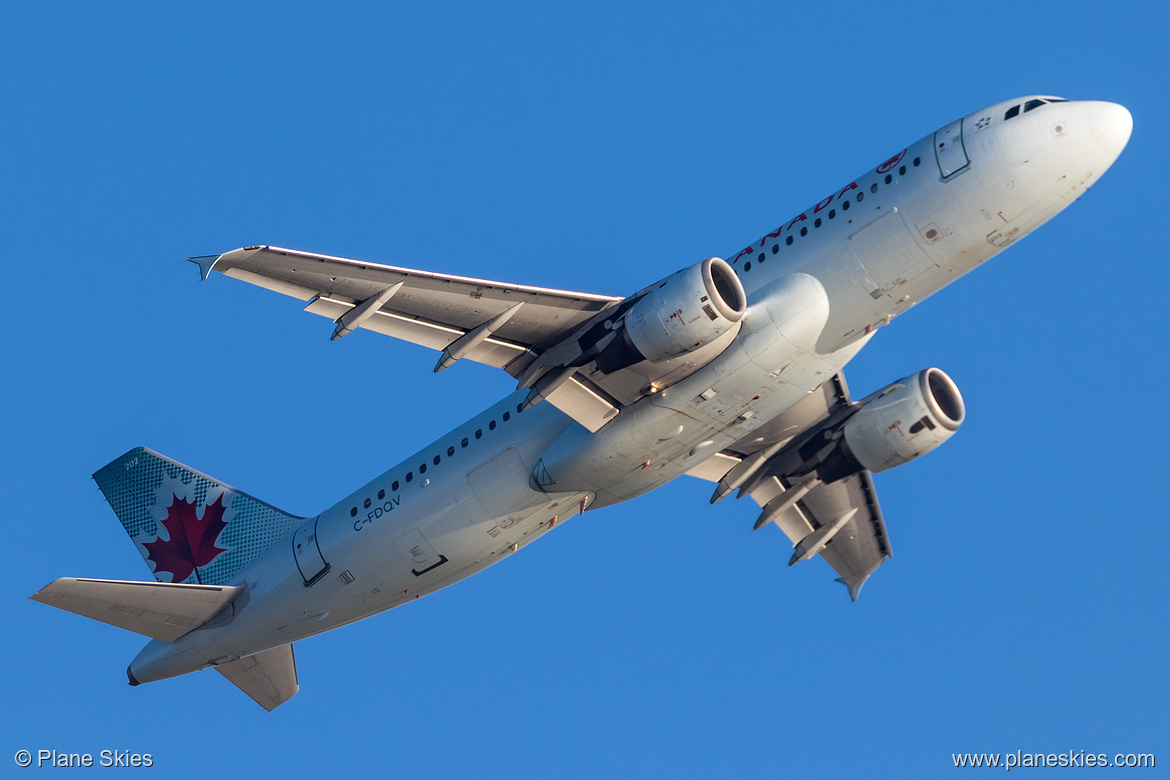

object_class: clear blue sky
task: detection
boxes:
[4,3,1166,777]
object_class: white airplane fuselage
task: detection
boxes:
[129,96,1132,684]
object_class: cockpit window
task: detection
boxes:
[1005,97,1062,121]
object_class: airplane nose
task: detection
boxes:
[1085,101,1133,159]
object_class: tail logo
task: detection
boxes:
[143,493,230,584]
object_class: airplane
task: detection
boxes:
[32,95,1131,711]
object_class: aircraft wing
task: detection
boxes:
[192,246,627,430]
[687,373,892,600]
[193,245,620,376]
[745,464,890,600]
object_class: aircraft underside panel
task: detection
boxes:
[468,447,544,522]
[849,209,935,298]
[395,528,448,577]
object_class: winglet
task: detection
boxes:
[835,576,865,602]
[187,254,221,281]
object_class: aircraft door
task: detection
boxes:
[934,118,970,179]
[293,517,330,586]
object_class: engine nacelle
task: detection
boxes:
[818,368,965,482]
[596,257,746,373]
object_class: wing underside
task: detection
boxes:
[200,245,619,374]
[197,246,630,430]
[689,373,892,599]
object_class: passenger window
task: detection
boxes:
[502,411,510,422]
[447,446,455,456]
[378,489,385,500]
[771,244,779,254]
[489,420,497,431]
[350,507,357,517]
[786,235,794,245]
[461,438,469,448]
[475,429,482,439]
[744,261,751,271]
[433,454,441,465]
[419,463,427,474]
[364,498,371,508]
[392,480,400,491]
[406,472,413,482]
[814,218,822,228]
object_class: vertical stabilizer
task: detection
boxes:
[93,447,305,586]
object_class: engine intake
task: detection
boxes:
[817,368,965,482]
[595,257,746,374]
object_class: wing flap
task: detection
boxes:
[30,577,243,642]
[224,267,318,301]
[684,452,741,482]
[214,644,299,711]
[544,376,620,433]
[747,475,817,544]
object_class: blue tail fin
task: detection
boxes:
[93,447,304,585]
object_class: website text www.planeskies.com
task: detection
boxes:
[953,750,1154,770]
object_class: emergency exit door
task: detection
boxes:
[934,118,970,179]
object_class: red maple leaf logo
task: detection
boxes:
[143,493,229,583]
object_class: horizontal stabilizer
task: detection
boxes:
[30,577,242,642]
[215,644,299,711]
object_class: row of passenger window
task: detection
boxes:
[348,402,526,517]
[739,155,923,273]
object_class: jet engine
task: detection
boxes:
[816,368,965,482]
[595,257,746,373]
